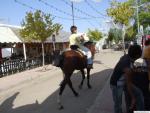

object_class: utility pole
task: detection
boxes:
[136,0,140,34]
[134,0,150,44]
[71,1,75,25]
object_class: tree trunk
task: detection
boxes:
[23,43,27,61]
[42,42,45,66]
[122,24,126,54]
[53,42,56,51]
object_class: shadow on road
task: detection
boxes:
[93,60,102,64]
[0,69,113,113]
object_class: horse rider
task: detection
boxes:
[69,25,93,68]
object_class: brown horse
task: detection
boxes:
[53,43,95,109]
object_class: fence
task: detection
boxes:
[0,55,53,78]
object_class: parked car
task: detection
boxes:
[112,44,123,51]
[102,44,108,49]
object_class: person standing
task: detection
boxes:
[110,45,143,113]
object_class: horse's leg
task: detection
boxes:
[79,69,85,89]
[87,68,92,89]
[67,77,79,97]
[57,76,68,110]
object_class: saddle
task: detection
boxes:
[53,49,87,68]
[74,49,86,58]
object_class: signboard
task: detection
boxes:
[140,25,144,35]
[134,111,150,113]
[52,34,56,43]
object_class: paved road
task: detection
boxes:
[0,50,123,113]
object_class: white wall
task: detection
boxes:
[2,48,11,58]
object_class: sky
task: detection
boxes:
[0,0,127,33]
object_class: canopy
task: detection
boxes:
[0,25,22,43]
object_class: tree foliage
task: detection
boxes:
[20,10,62,42]
[107,0,150,45]
[87,29,103,41]
[53,23,63,35]
[108,28,122,43]
[139,0,150,29]
[131,0,150,32]
[107,0,134,26]
[20,10,62,66]
[125,26,136,41]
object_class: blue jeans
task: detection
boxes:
[111,85,145,113]
[80,46,93,65]
[125,85,144,111]
[110,85,124,113]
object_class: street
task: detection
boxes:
[0,50,124,113]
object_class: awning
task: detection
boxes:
[0,26,22,43]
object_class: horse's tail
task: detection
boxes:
[52,51,64,67]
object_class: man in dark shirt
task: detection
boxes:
[110,45,142,113]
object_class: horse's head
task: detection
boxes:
[84,41,96,58]
[80,34,96,58]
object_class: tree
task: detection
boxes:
[108,28,122,44]
[20,10,62,66]
[139,12,150,28]
[107,0,134,52]
[53,23,63,35]
[107,0,134,26]
[131,0,150,33]
[87,29,103,41]
[108,29,114,43]
[139,0,150,29]
[125,26,136,41]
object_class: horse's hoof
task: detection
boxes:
[74,92,79,97]
[88,85,92,89]
[78,85,82,89]
[58,105,64,110]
